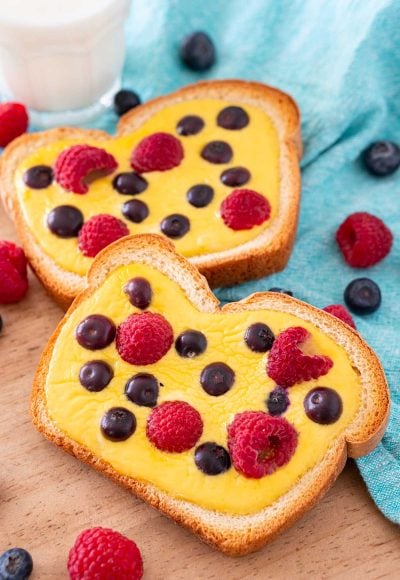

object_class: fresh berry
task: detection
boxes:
[0,547,33,580]
[113,172,148,195]
[125,373,159,407]
[116,312,173,365]
[179,31,216,71]
[266,386,290,416]
[0,103,28,147]
[160,214,190,238]
[122,199,149,223]
[68,527,143,580]
[221,167,250,187]
[78,214,129,257]
[47,205,83,238]
[267,326,333,388]
[186,184,214,207]
[221,189,271,230]
[200,362,235,396]
[336,212,392,268]
[194,442,231,475]
[54,145,118,194]
[101,407,136,441]
[217,106,249,130]
[304,387,343,424]
[362,141,400,176]
[147,401,203,452]
[0,241,28,304]
[124,277,152,310]
[344,278,381,314]
[175,330,207,358]
[268,287,293,296]
[176,115,205,136]
[227,411,298,478]
[131,132,184,173]
[113,89,141,116]
[23,165,53,189]
[323,304,356,329]
[244,323,275,352]
[76,314,116,350]
[201,141,232,164]
[79,360,113,392]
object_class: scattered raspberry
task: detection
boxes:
[227,411,298,478]
[336,212,392,268]
[68,527,143,580]
[54,144,118,194]
[267,326,333,388]
[131,132,184,172]
[323,304,356,329]
[0,241,28,304]
[220,189,271,230]
[0,103,28,147]
[78,214,129,257]
[147,401,203,452]
[116,312,173,365]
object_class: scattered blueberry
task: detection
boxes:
[23,165,53,189]
[244,323,275,352]
[113,172,148,195]
[113,89,141,116]
[268,287,293,297]
[76,315,116,350]
[101,407,136,441]
[124,277,152,310]
[200,362,235,396]
[362,141,400,176]
[79,360,113,392]
[175,330,207,358]
[179,31,216,71]
[344,278,381,314]
[201,141,233,164]
[160,214,190,238]
[194,442,231,475]
[176,115,205,136]
[266,386,290,416]
[0,547,33,580]
[125,373,159,407]
[47,205,84,238]
[186,184,214,208]
[217,106,249,130]
[220,167,250,187]
[304,387,343,424]
[122,199,149,223]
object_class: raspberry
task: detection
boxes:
[147,401,203,452]
[68,527,143,580]
[220,189,271,230]
[0,103,28,147]
[0,241,28,304]
[336,212,392,268]
[323,304,356,329]
[54,144,118,194]
[227,411,298,478]
[131,132,184,173]
[267,326,333,388]
[78,214,129,257]
[116,312,173,365]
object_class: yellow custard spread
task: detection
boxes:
[16,99,280,277]
[45,263,362,515]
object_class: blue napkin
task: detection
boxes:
[83,0,400,523]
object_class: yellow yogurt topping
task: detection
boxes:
[16,99,280,276]
[45,263,361,515]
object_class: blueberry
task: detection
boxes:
[266,386,290,416]
[122,199,149,223]
[175,330,207,358]
[47,205,84,237]
[220,167,250,187]
[101,407,136,441]
[176,115,205,136]
[75,315,116,350]
[113,89,141,116]
[160,214,190,238]
[194,442,231,475]
[362,141,400,176]
[124,277,152,310]
[125,373,159,407]
[244,323,275,352]
[268,287,293,297]
[217,106,249,130]
[23,165,53,189]
[304,387,343,424]
[79,361,113,392]
[201,141,233,164]
[186,184,214,208]
[0,547,33,580]
[200,362,235,396]
[180,31,216,71]
[113,172,148,195]
[344,278,381,314]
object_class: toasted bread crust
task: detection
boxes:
[31,234,389,556]
[0,81,301,306]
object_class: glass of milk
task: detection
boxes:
[0,0,132,127]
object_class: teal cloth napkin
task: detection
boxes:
[72,0,400,523]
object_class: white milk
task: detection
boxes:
[0,0,131,122]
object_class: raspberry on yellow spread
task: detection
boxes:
[15,99,280,276]
[45,262,362,516]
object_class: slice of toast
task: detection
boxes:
[0,80,301,308]
[31,233,389,556]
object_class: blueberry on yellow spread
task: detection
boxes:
[45,262,362,515]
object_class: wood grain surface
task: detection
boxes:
[0,213,399,579]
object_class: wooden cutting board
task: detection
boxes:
[1,212,399,579]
